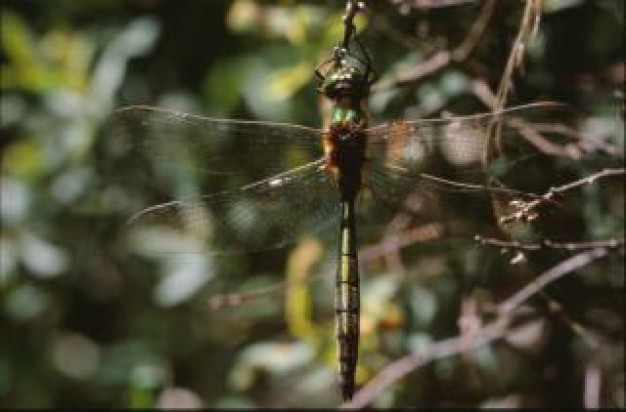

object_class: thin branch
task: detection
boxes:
[452,0,496,61]
[386,50,452,88]
[359,222,447,263]
[492,0,541,111]
[389,0,478,11]
[506,116,586,158]
[496,248,608,315]
[476,235,626,252]
[471,78,498,108]
[544,167,625,193]
[208,279,294,310]
[342,315,511,408]
[488,0,542,163]
[341,0,365,50]
[342,247,610,408]
[530,123,621,157]
[498,168,626,225]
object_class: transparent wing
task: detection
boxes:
[123,158,340,254]
[107,105,323,181]
[359,102,608,243]
[98,106,339,254]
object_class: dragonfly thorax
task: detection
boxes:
[320,60,369,201]
[331,96,366,125]
[323,121,366,201]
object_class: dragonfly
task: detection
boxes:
[100,4,590,402]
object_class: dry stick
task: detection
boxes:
[451,0,496,61]
[496,248,608,315]
[341,0,364,50]
[342,247,609,408]
[476,235,626,252]
[471,78,498,108]
[492,0,541,112]
[507,117,620,159]
[487,0,541,164]
[390,0,477,10]
[530,122,621,157]
[498,167,626,225]
[506,116,585,158]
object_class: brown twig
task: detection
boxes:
[359,222,447,263]
[506,116,586,158]
[492,0,541,112]
[496,247,608,315]
[342,247,610,408]
[471,78,498,108]
[476,235,626,252]
[346,319,511,409]
[498,168,626,225]
[451,0,496,62]
[488,0,542,163]
[530,123,621,156]
[389,0,478,11]
[341,0,365,50]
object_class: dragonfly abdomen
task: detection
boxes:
[336,199,360,400]
[324,119,364,398]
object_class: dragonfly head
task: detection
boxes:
[319,63,369,100]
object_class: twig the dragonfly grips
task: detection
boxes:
[341,0,365,51]
[315,0,367,80]
[315,0,377,95]
[339,1,376,83]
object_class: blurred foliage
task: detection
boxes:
[0,0,624,408]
